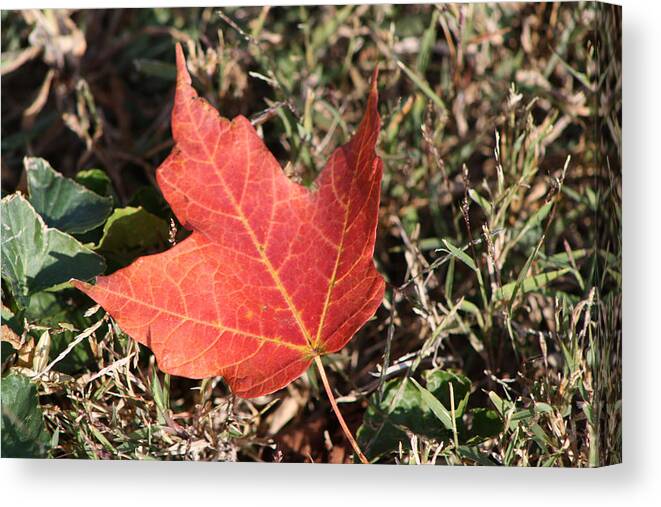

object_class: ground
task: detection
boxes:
[1,3,621,465]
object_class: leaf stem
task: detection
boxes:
[313,355,369,464]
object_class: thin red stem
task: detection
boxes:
[313,355,369,464]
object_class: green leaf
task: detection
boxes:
[487,391,510,417]
[1,194,106,308]
[95,206,169,270]
[542,248,588,266]
[25,291,62,322]
[529,423,550,452]
[410,378,453,430]
[494,268,569,301]
[423,369,471,419]
[128,186,170,219]
[443,239,477,271]
[487,391,544,432]
[468,408,503,441]
[468,189,492,216]
[534,402,554,414]
[357,369,474,461]
[357,377,452,460]
[75,168,115,198]
[26,157,113,234]
[1,373,51,458]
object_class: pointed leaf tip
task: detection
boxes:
[370,66,379,95]
[352,67,380,146]
[174,43,191,86]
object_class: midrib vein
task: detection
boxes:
[185,105,315,351]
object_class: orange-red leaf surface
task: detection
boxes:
[73,44,385,398]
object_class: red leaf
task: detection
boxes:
[73,44,385,398]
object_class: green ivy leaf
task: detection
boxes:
[357,369,479,461]
[128,186,171,219]
[410,378,453,430]
[423,369,471,419]
[1,194,106,308]
[357,376,453,461]
[1,373,51,458]
[95,206,170,270]
[26,157,113,234]
[75,168,117,201]
[468,408,503,442]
